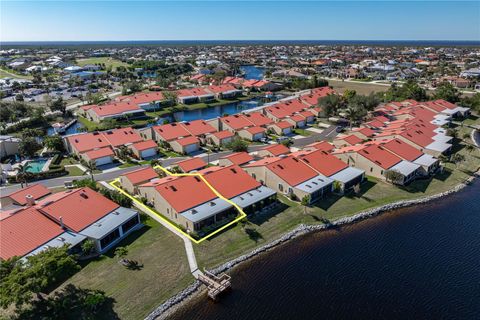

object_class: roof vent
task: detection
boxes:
[170,186,177,192]
[209,201,216,206]
[80,193,88,199]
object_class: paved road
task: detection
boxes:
[0,125,339,195]
[0,164,149,195]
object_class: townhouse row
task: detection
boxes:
[0,184,141,260]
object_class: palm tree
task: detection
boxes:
[301,195,311,215]
[451,153,465,169]
[16,164,29,188]
[84,160,96,182]
[464,144,475,155]
[344,107,357,131]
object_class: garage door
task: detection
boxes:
[95,156,112,166]
[283,128,292,135]
[141,148,157,158]
[184,144,198,154]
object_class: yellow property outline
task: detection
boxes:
[109,165,247,244]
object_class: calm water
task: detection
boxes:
[240,65,264,80]
[172,98,263,122]
[47,121,84,136]
[172,180,480,320]
[25,159,47,173]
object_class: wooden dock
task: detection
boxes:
[198,270,231,300]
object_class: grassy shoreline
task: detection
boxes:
[58,120,479,319]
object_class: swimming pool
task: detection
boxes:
[25,159,47,173]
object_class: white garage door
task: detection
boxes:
[140,148,157,159]
[184,144,198,154]
[95,156,112,167]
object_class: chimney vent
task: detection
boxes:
[25,194,35,207]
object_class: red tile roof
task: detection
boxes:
[175,136,200,147]
[381,138,423,162]
[207,84,238,94]
[400,128,434,147]
[83,147,114,160]
[305,141,335,153]
[0,207,64,259]
[221,114,254,130]
[118,92,165,105]
[102,127,143,147]
[153,123,192,141]
[201,165,261,199]
[90,102,143,117]
[358,144,401,170]
[244,126,266,135]
[129,139,158,151]
[354,127,376,137]
[242,112,274,127]
[272,120,294,129]
[67,132,111,153]
[174,157,207,172]
[154,176,217,213]
[121,167,158,185]
[299,87,336,106]
[296,150,348,177]
[266,156,318,186]
[181,120,216,136]
[210,130,235,140]
[261,144,290,156]
[39,188,119,233]
[220,152,254,165]
[338,134,363,145]
[5,184,51,205]
[177,87,212,98]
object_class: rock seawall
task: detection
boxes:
[147,172,478,320]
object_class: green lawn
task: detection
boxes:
[76,57,129,70]
[58,117,480,319]
[0,68,33,80]
[194,122,480,269]
[66,216,194,320]
[66,166,85,176]
[293,128,312,136]
[118,162,137,168]
[77,116,101,131]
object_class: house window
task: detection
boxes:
[278,184,284,192]
[252,173,256,179]
[370,167,373,172]
[99,228,120,250]
[122,216,139,234]
[381,170,384,175]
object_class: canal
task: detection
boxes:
[171,179,480,320]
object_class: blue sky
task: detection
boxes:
[1,1,479,41]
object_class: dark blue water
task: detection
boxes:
[240,65,264,80]
[172,180,480,320]
[47,121,85,136]
[172,98,263,122]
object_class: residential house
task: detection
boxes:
[119,167,159,195]
[243,156,334,203]
[138,176,236,231]
[200,165,277,215]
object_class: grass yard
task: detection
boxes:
[77,116,101,131]
[66,166,85,176]
[328,79,389,95]
[76,57,129,70]
[293,128,312,136]
[0,68,33,80]
[66,216,194,320]
[195,121,480,269]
